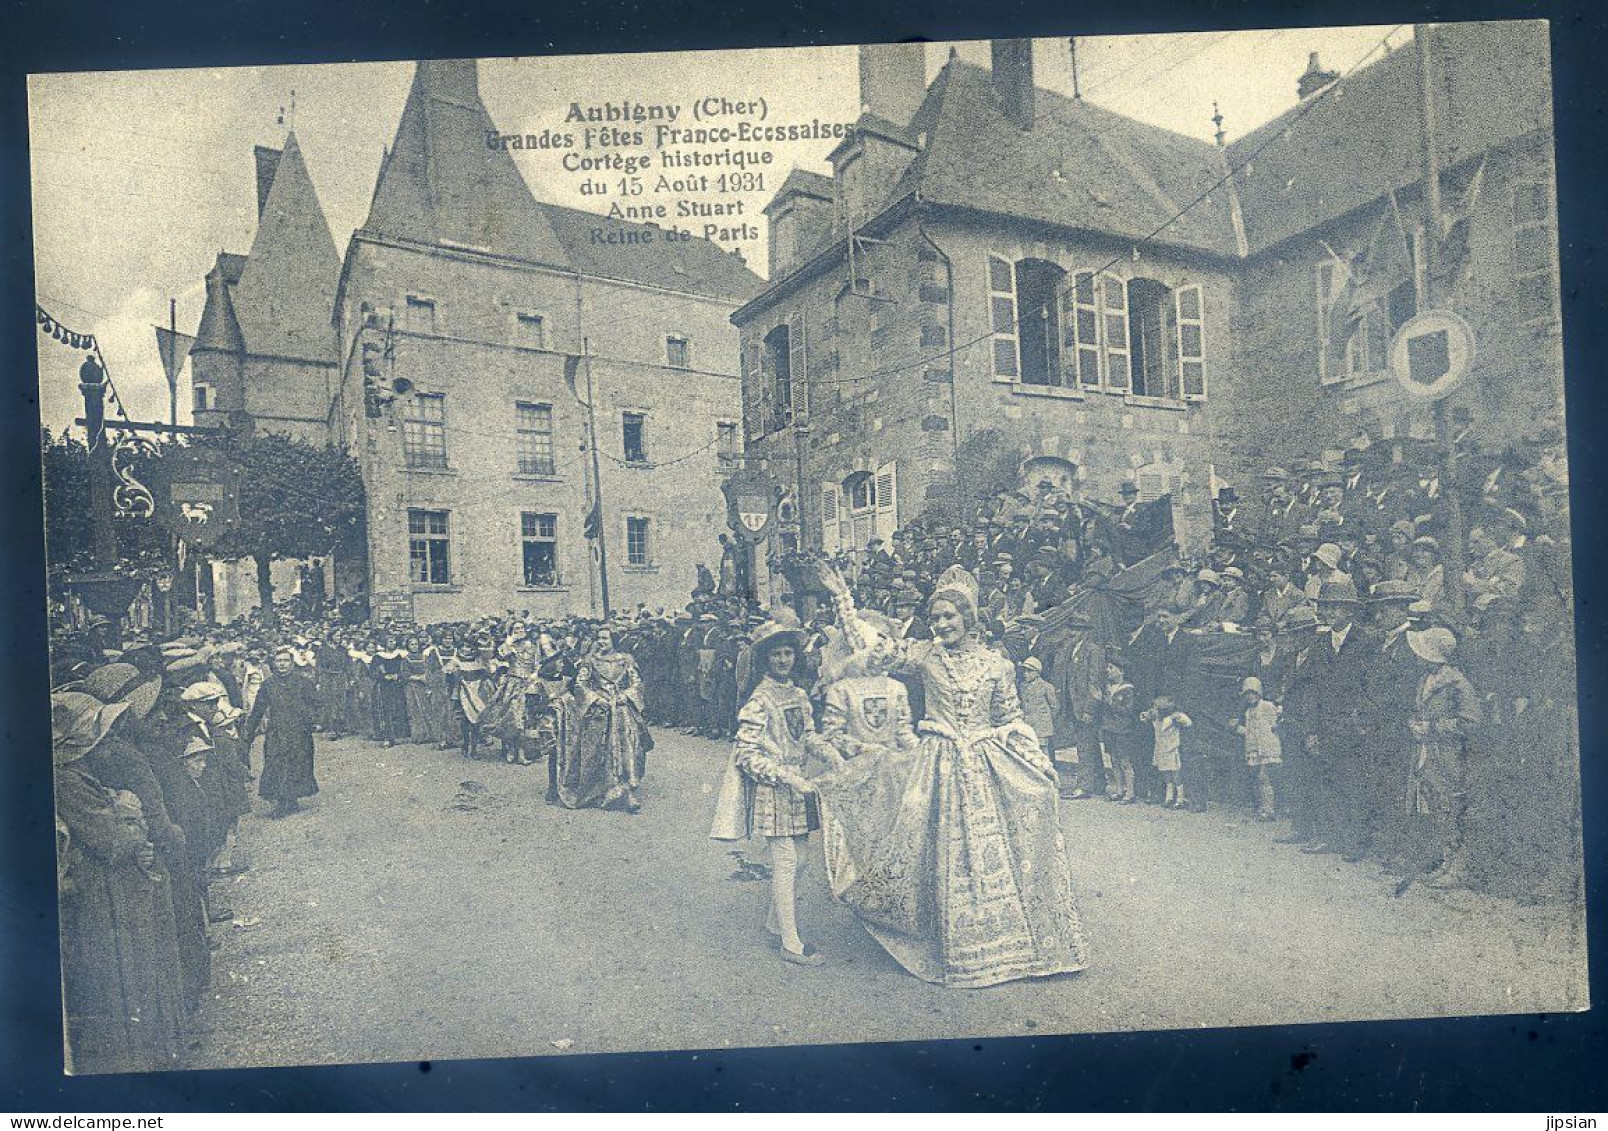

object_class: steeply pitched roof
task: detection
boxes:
[1227,21,1552,255]
[540,203,762,302]
[194,252,246,353]
[363,59,571,269]
[231,134,340,364]
[912,59,1241,259]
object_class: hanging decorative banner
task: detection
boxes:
[35,303,96,352]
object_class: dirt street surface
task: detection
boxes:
[187,730,1588,1069]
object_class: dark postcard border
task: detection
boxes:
[2,0,1605,1112]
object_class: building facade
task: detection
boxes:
[735,23,1562,569]
[190,59,760,623]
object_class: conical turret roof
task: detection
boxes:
[231,133,340,363]
[363,59,570,268]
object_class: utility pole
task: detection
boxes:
[582,337,612,617]
[1415,22,1465,612]
[168,298,179,427]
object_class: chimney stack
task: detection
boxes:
[1297,51,1339,100]
[858,42,927,126]
[991,39,1036,130]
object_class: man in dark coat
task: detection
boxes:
[246,647,321,817]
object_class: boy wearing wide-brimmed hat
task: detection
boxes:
[710,611,835,967]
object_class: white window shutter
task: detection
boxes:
[1176,284,1206,399]
[742,340,763,441]
[788,312,808,423]
[1073,271,1102,390]
[1101,272,1131,393]
[756,339,774,435]
[987,255,1019,380]
[874,460,898,538]
[821,482,840,553]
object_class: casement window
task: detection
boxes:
[513,312,547,350]
[520,512,559,587]
[193,384,213,413]
[403,295,437,335]
[622,411,648,464]
[625,516,652,567]
[402,392,448,469]
[831,460,899,551]
[990,259,1197,398]
[716,421,739,467]
[763,316,806,429]
[407,509,451,585]
[515,402,555,476]
[666,334,692,370]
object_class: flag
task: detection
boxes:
[1436,156,1486,298]
[154,325,195,389]
[583,501,602,541]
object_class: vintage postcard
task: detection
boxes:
[29,20,1584,1074]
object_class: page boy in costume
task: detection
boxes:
[709,611,835,967]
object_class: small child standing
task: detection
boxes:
[1233,676,1283,820]
[1100,679,1143,803]
[1016,657,1060,779]
[1141,695,1193,809]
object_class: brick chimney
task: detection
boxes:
[992,39,1035,129]
[858,42,926,125]
[1297,51,1339,99]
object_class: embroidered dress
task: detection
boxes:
[553,650,652,810]
[816,637,1089,989]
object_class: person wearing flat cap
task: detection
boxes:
[710,611,835,967]
[1397,626,1481,895]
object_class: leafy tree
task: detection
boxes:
[195,431,366,625]
[40,428,169,582]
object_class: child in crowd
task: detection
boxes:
[1233,676,1283,820]
[1141,695,1193,809]
[1016,657,1059,770]
[1100,677,1142,803]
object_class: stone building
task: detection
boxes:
[734,22,1560,565]
[327,60,760,622]
[186,60,760,622]
[190,134,341,442]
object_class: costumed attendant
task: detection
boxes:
[710,612,834,967]
[245,647,321,818]
[811,562,1088,989]
[446,642,494,759]
[552,627,653,812]
[1396,626,1481,896]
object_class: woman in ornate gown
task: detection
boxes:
[812,563,1089,989]
[552,628,653,812]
